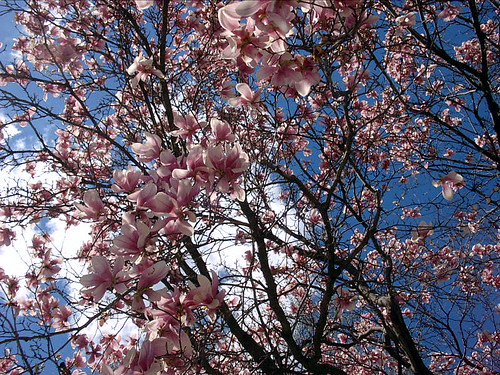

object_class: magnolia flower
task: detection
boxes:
[75,190,105,219]
[127,53,164,88]
[210,118,235,142]
[112,167,142,193]
[438,6,461,22]
[0,226,15,247]
[185,271,225,320]
[433,171,464,201]
[396,12,416,27]
[81,256,125,302]
[131,132,163,162]
[218,1,267,31]
[135,0,154,10]
[334,287,357,312]
[228,83,261,107]
[411,221,433,243]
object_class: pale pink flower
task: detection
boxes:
[411,221,434,243]
[396,12,416,27]
[172,145,210,183]
[0,226,15,247]
[137,261,169,291]
[127,52,164,88]
[101,364,126,375]
[154,179,199,236]
[228,83,261,107]
[135,0,154,10]
[39,250,62,282]
[75,190,105,219]
[334,287,357,312]
[185,271,225,320]
[112,167,142,193]
[131,132,163,162]
[438,6,460,22]
[205,144,249,201]
[218,1,268,31]
[132,261,170,312]
[51,305,72,331]
[151,329,193,358]
[80,256,125,301]
[432,171,465,201]
[113,215,151,258]
[210,118,235,142]
[171,112,205,144]
[128,182,158,209]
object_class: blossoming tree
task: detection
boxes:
[0,0,498,374]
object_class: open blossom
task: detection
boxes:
[132,261,170,312]
[185,271,225,320]
[210,118,235,142]
[127,52,164,88]
[153,179,199,236]
[38,250,62,282]
[112,214,151,258]
[433,171,465,201]
[205,144,249,201]
[75,190,106,219]
[396,12,416,27]
[334,287,357,312]
[112,167,142,193]
[218,1,268,31]
[0,226,15,247]
[438,6,460,22]
[131,132,163,162]
[411,221,434,243]
[135,0,154,10]
[228,83,261,107]
[81,256,126,301]
[171,112,205,144]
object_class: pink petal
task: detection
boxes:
[442,184,454,201]
[236,83,252,101]
[135,0,154,10]
[235,0,266,17]
[218,4,241,31]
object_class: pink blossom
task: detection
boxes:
[411,221,434,243]
[51,305,72,331]
[186,271,225,319]
[396,12,416,27]
[113,217,151,258]
[128,182,158,209]
[101,364,126,375]
[228,83,261,107]
[438,6,460,22]
[131,132,163,162]
[171,112,205,144]
[151,329,193,358]
[171,146,210,183]
[432,171,465,201]
[210,118,235,142]
[75,190,106,219]
[132,261,170,312]
[334,287,357,312]
[127,53,165,88]
[80,256,125,301]
[112,167,143,193]
[154,179,199,236]
[205,144,249,200]
[0,226,15,247]
[137,261,169,291]
[135,0,154,10]
[39,250,62,282]
[218,1,268,31]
